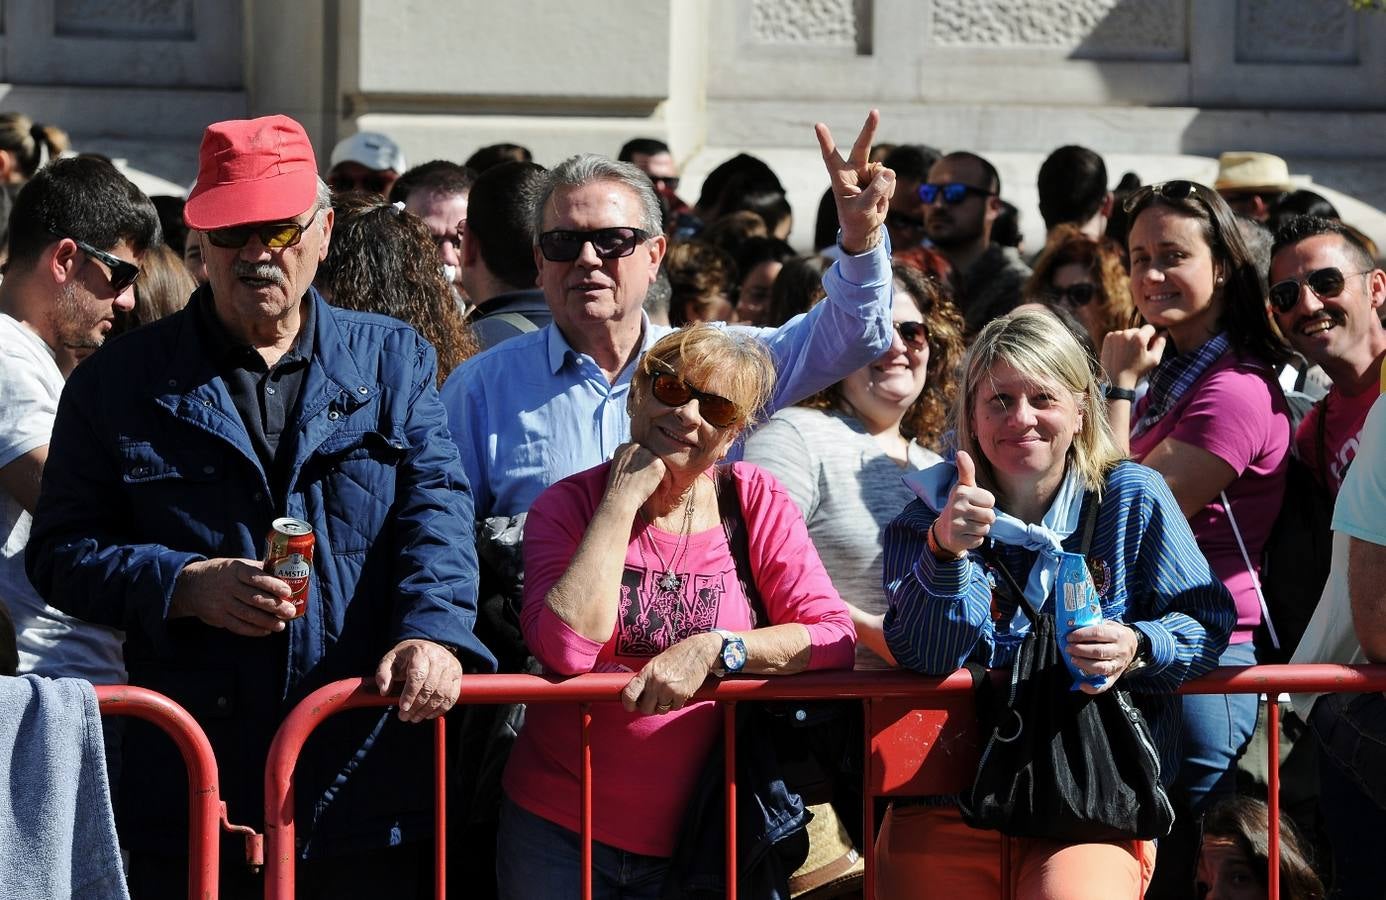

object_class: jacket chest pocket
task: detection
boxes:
[120,440,232,538]
[315,429,410,554]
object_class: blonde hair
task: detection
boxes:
[633,325,776,430]
[954,309,1124,498]
[0,113,69,181]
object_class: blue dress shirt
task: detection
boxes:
[441,240,894,519]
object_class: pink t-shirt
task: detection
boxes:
[1130,352,1290,644]
[1296,379,1379,497]
[504,460,855,857]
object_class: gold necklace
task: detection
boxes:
[639,491,696,592]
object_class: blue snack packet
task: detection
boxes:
[1054,551,1106,691]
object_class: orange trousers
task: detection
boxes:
[875,803,1156,900]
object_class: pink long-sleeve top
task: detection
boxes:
[504,460,856,857]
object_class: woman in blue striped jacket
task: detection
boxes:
[877,309,1234,900]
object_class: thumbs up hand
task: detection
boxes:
[933,450,997,556]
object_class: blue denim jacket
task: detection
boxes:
[28,287,495,857]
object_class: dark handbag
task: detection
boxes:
[958,492,1175,843]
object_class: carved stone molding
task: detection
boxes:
[1237,0,1356,64]
[930,0,1185,59]
[748,0,867,51]
[55,0,195,40]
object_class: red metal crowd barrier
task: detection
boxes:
[258,663,1386,900]
[95,684,262,900]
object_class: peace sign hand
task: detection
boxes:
[815,108,895,255]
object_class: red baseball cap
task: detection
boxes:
[184,115,320,230]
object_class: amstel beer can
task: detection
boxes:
[265,517,314,619]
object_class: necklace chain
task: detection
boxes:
[639,490,696,592]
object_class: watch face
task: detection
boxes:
[722,636,748,673]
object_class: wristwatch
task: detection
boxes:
[1105,385,1137,403]
[710,628,747,677]
[1125,625,1153,676]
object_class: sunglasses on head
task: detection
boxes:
[329,172,393,194]
[1049,282,1098,307]
[49,227,140,294]
[538,227,651,262]
[204,217,315,250]
[643,358,742,428]
[1122,179,1199,214]
[918,182,994,206]
[1268,266,1372,314]
[895,320,928,349]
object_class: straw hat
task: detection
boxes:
[1214,151,1293,194]
[787,802,865,898]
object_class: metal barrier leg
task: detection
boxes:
[1267,697,1281,900]
[580,702,593,900]
[724,703,739,900]
[435,716,447,900]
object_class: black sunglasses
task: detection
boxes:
[538,227,651,262]
[650,174,680,192]
[1122,179,1199,214]
[50,227,140,294]
[1268,266,1372,314]
[643,358,742,428]
[1049,283,1099,308]
[895,321,928,349]
[329,172,393,194]
[205,218,315,250]
[918,183,994,206]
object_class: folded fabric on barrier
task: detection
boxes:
[0,674,128,900]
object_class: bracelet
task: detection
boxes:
[1105,385,1137,403]
[926,522,966,562]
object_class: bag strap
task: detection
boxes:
[981,489,1100,624]
[716,465,768,627]
[1220,490,1280,650]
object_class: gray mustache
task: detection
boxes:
[234,262,287,285]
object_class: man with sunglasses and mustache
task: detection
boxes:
[27,114,493,899]
[0,156,156,688]
[923,150,1031,334]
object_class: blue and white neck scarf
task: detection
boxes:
[1130,332,1231,441]
[901,456,1088,618]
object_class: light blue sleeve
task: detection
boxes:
[1334,394,1386,546]
[439,360,493,521]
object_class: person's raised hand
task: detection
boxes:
[1100,324,1165,390]
[933,450,996,555]
[603,442,668,512]
[168,557,296,637]
[375,639,464,723]
[815,109,894,255]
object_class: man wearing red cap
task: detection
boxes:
[28,114,493,897]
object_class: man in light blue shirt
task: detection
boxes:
[442,110,898,520]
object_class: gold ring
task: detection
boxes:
[656,701,673,711]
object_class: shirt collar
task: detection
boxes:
[193,284,316,370]
[544,311,654,380]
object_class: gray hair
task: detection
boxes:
[531,154,663,242]
[315,176,332,213]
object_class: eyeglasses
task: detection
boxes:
[538,227,651,262]
[204,217,316,250]
[49,227,140,294]
[643,358,742,428]
[329,172,393,194]
[895,321,929,349]
[1122,179,1199,214]
[649,174,680,192]
[1268,266,1372,314]
[918,183,995,206]
[1049,283,1099,308]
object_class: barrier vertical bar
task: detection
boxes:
[862,697,875,900]
[724,702,738,900]
[435,716,446,900]
[1267,697,1281,900]
[581,703,593,900]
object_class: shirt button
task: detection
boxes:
[327,411,340,421]
[357,386,369,395]
[167,379,177,388]
[265,386,276,395]
[216,697,229,711]
[202,465,216,475]
[253,491,265,503]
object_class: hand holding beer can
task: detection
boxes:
[265,517,314,619]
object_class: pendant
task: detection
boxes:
[658,571,683,592]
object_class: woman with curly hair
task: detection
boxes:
[1025,224,1134,349]
[315,192,477,383]
[745,264,966,667]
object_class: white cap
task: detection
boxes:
[329,131,406,173]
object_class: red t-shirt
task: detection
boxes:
[1296,379,1380,497]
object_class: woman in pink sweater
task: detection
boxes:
[498,326,856,899]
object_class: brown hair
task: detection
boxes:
[1199,796,1324,900]
[1026,225,1134,343]
[633,325,776,432]
[798,264,966,451]
[316,193,477,384]
[129,244,195,328]
[665,240,735,326]
[0,113,68,182]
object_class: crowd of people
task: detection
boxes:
[0,101,1380,900]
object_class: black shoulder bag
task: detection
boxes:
[958,491,1175,843]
